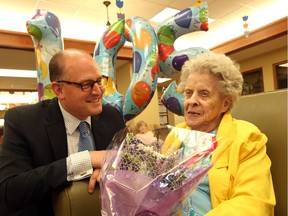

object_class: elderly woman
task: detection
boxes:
[161,53,275,215]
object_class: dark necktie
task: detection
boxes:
[78,121,94,151]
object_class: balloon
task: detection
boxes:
[116,0,124,8]
[161,81,184,116]
[26,9,64,101]
[156,1,210,77]
[94,17,158,122]
[131,81,151,107]
[156,1,210,116]
[95,1,210,119]
[116,0,125,20]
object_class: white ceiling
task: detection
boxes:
[0,0,287,50]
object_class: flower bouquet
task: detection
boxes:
[100,126,220,216]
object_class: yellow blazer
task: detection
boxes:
[162,113,275,216]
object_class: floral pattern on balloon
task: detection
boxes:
[156,1,210,116]
[94,17,158,122]
[26,9,64,101]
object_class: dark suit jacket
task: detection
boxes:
[0,98,125,216]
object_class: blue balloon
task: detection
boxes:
[116,0,124,8]
[46,12,61,38]
[174,8,192,28]
[161,81,184,116]
[172,54,189,71]
[133,51,142,74]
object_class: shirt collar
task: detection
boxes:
[58,101,91,134]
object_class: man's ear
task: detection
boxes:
[51,82,62,97]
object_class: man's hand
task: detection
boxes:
[89,150,106,168]
[87,150,106,193]
[88,169,100,193]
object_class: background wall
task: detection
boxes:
[0,48,35,70]
[112,59,160,128]
[239,47,287,91]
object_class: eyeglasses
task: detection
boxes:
[56,77,103,92]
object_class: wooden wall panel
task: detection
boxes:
[0,30,133,60]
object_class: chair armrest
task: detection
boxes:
[52,179,101,216]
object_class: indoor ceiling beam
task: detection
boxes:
[210,16,287,55]
[0,30,132,60]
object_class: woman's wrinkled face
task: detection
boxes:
[54,54,104,120]
[183,72,231,132]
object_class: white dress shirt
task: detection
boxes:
[58,102,93,181]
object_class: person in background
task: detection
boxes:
[161,52,275,215]
[0,126,4,145]
[0,49,125,216]
[135,120,157,146]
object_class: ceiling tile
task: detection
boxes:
[0,0,285,49]
[42,0,86,8]
[122,0,169,20]
[76,8,107,25]
[208,0,247,19]
[169,0,208,10]
[0,0,38,13]
[36,1,80,20]
[145,0,176,5]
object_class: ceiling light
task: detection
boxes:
[208,18,215,24]
[150,8,180,23]
[0,69,37,78]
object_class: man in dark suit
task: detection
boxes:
[0,49,125,215]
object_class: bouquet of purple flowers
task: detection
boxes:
[100,126,219,216]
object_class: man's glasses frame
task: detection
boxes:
[56,77,103,92]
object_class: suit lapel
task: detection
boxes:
[44,98,68,160]
[91,116,106,150]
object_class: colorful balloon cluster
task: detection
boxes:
[95,1,210,119]
[94,17,158,122]
[27,1,209,120]
[26,9,64,101]
[157,2,210,116]
[156,3,210,77]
